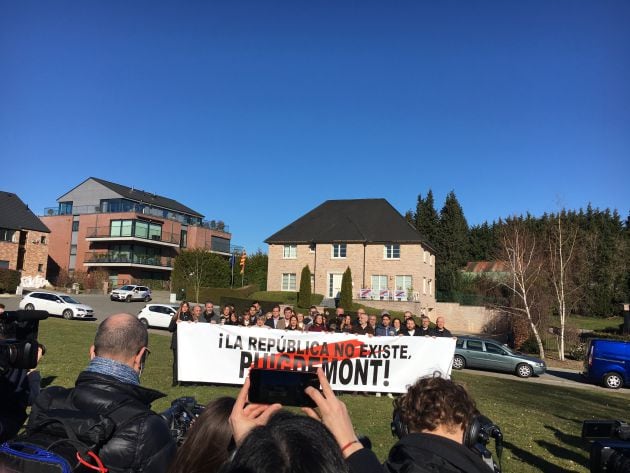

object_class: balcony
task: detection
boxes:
[83,252,174,270]
[85,226,180,248]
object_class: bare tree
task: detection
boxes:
[548,212,580,360]
[173,249,213,303]
[498,220,546,359]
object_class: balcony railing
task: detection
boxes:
[84,252,173,269]
[85,226,180,246]
[42,205,230,233]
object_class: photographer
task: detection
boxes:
[0,304,43,442]
[25,313,176,473]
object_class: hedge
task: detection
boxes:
[0,268,20,294]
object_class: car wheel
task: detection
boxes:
[452,355,466,370]
[139,318,149,328]
[126,295,132,303]
[603,372,623,389]
[110,296,116,301]
[62,309,73,320]
[516,363,533,378]
[144,295,151,302]
[24,303,35,310]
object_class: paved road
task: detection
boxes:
[3,292,628,394]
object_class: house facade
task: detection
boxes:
[265,199,436,309]
[0,191,50,282]
[40,177,233,287]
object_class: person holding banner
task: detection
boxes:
[307,313,327,333]
[401,317,421,336]
[285,315,301,331]
[432,317,453,338]
[168,301,194,386]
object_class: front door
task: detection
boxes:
[328,273,343,298]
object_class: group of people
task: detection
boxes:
[2,310,491,473]
[169,300,453,337]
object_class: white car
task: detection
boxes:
[19,291,95,320]
[137,304,178,328]
[110,285,152,302]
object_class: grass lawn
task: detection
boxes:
[36,318,627,473]
[548,315,624,332]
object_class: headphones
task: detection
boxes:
[390,407,484,449]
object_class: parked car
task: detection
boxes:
[110,285,152,302]
[583,338,630,389]
[137,303,178,328]
[453,336,546,378]
[19,291,95,320]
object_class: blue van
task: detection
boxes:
[583,339,630,389]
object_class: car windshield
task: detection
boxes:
[120,285,134,291]
[60,296,79,304]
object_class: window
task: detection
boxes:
[485,343,506,355]
[135,221,149,239]
[38,263,44,272]
[395,275,413,291]
[40,236,47,244]
[58,202,73,215]
[72,221,79,232]
[428,279,433,296]
[0,228,15,242]
[332,243,346,258]
[0,260,9,269]
[430,255,434,266]
[110,220,132,237]
[180,229,188,248]
[423,277,427,295]
[384,244,400,259]
[283,245,297,259]
[70,245,77,255]
[371,275,388,291]
[466,340,483,351]
[423,250,428,263]
[281,273,297,291]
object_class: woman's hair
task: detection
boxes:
[172,301,190,322]
[221,411,348,473]
[169,396,236,473]
[394,377,477,434]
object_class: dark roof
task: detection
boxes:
[265,199,433,248]
[89,177,203,218]
[0,191,50,233]
[463,261,509,273]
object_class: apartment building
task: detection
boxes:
[40,177,232,287]
[265,199,436,308]
[0,191,50,280]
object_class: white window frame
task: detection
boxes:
[430,255,434,266]
[384,244,400,260]
[331,243,347,259]
[423,250,428,264]
[423,277,427,295]
[395,275,413,291]
[281,273,297,291]
[428,279,433,296]
[283,245,297,259]
[371,275,388,291]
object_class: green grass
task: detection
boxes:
[36,318,628,472]
[548,315,624,332]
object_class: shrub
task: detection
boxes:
[0,268,20,293]
[298,265,312,308]
[567,343,587,361]
[339,267,353,309]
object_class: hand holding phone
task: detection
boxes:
[248,369,320,408]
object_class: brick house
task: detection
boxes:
[0,191,50,281]
[40,177,233,288]
[265,199,436,308]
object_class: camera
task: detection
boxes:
[0,310,48,372]
[160,396,204,445]
[582,420,630,473]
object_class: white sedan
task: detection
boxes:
[19,291,95,320]
[137,304,178,328]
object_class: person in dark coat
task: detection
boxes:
[401,317,422,336]
[25,314,176,473]
[168,301,193,386]
[431,316,453,337]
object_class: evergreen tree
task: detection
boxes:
[298,265,312,308]
[414,190,440,248]
[243,249,268,290]
[339,266,353,309]
[435,191,469,295]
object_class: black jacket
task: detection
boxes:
[25,371,176,473]
[168,311,194,349]
[384,433,491,473]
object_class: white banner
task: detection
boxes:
[177,324,456,393]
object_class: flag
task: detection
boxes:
[239,250,247,275]
[229,253,236,269]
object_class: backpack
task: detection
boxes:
[0,401,145,472]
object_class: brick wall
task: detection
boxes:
[267,242,436,308]
[0,241,18,269]
[21,230,49,278]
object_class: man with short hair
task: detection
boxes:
[402,317,421,336]
[283,306,294,320]
[192,304,203,322]
[265,305,286,330]
[203,301,220,323]
[375,313,396,337]
[368,314,378,332]
[418,316,432,336]
[251,301,263,318]
[432,316,452,337]
[403,311,414,321]
[25,314,176,473]
[352,310,374,336]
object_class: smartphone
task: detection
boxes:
[248,369,320,407]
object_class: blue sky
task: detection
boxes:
[1,1,628,252]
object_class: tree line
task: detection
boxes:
[406,190,630,318]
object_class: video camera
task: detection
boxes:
[582,420,630,473]
[468,415,503,473]
[160,396,205,445]
[0,310,48,373]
